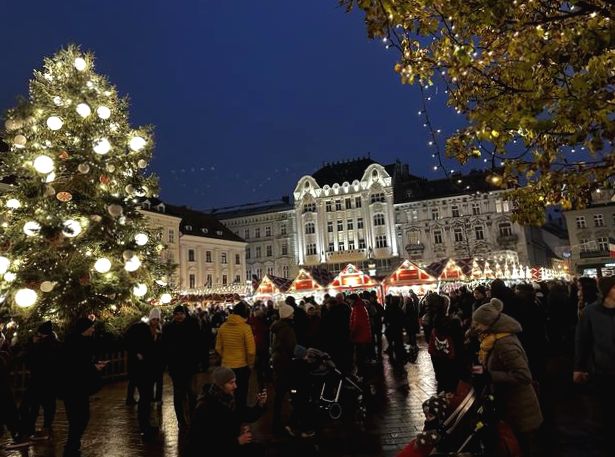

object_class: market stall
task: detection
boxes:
[382,259,437,297]
[253,274,292,302]
[327,263,382,300]
[287,267,333,301]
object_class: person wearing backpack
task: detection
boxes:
[427,295,465,393]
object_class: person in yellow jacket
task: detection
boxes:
[215,302,256,411]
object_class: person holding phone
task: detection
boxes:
[186,366,267,456]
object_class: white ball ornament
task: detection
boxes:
[96,106,111,119]
[134,233,148,246]
[40,281,55,293]
[6,199,21,209]
[125,184,135,194]
[13,135,27,148]
[133,283,148,297]
[46,116,63,131]
[33,155,55,174]
[129,136,146,152]
[0,256,10,274]
[62,219,82,238]
[53,96,63,106]
[122,250,135,261]
[137,159,148,169]
[23,221,42,236]
[124,255,141,272]
[4,272,16,282]
[44,185,56,197]
[15,288,38,308]
[76,103,92,118]
[94,257,112,273]
[74,57,87,71]
[5,118,23,131]
[78,163,90,174]
[106,164,116,173]
[45,172,56,183]
[107,204,123,218]
[93,138,111,155]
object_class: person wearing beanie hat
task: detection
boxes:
[270,302,297,434]
[149,307,162,321]
[472,297,542,451]
[574,275,615,450]
[19,319,61,440]
[215,300,256,412]
[186,366,267,456]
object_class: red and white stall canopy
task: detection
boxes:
[383,260,436,286]
[328,263,379,290]
[254,274,292,297]
[427,258,470,281]
[288,268,334,294]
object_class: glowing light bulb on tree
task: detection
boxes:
[124,256,141,272]
[4,272,16,282]
[133,283,148,297]
[129,136,146,152]
[160,293,172,304]
[33,155,55,174]
[134,233,148,246]
[23,221,41,236]
[94,257,112,273]
[76,103,91,118]
[6,199,21,209]
[15,288,37,308]
[0,256,10,274]
[96,106,111,119]
[62,219,82,238]
[46,116,63,131]
[93,138,111,155]
[74,57,87,71]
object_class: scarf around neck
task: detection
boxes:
[478,332,511,365]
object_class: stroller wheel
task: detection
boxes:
[328,402,342,420]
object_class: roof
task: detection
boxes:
[395,169,504,203]
[141,198,245,243]
[210,198,294,220]
[311,157,377,186]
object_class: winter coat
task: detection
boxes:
[270,318,296,373]
[483,314,543,433]
[575,301,615,377]
[186,384,264,456]
[24,334,62,391]
[292,305,309,346]
[320,302,351,354]
[306,315,322,349]
[124,322,164,379]
[350,299,372,344]
[59,333,101,398]
[163,318,200,377]
[215,314,256,369]
[248,315,269,353]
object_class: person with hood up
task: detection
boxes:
[215,301,256,411]
[574,276,615,456]
[59,317,108,457]
[270,303,296,434]
[186,367,267,456]
[472,298,543,456]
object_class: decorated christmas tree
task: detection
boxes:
[0,45,173,329]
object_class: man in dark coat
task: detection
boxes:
[125,308,164,439]
[384,295,407,364]
[0,338,31,450]
[60,317,107,457]
[186,367,267,456]
[163,305,200,429]
[320,293,352,374]
[270,303,296,434]
[286,296,308,346]
[19,320,61,439]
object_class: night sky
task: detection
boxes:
[0,1,467,210]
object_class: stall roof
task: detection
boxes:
[383,259,436,285]
[255,274,293,295]
[426,258,469,281]
[288,268,334,293]
[329,263,379,289]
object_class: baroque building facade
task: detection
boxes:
[216,158,563,280]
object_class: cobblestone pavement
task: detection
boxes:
[0,345,606,457]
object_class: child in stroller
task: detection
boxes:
[286,346,366,437]
[397,380,522,457]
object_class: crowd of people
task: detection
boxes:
[0,275,614,456]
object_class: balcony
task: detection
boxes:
[405,243,425,253]
[326,248,367,262]
[497,234,519,244]
[580,250,609,259]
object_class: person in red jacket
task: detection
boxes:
[349,294,372,378]
[248,307,270,389]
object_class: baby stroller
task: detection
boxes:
[291,347,366,424]
[397,380,521,457]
